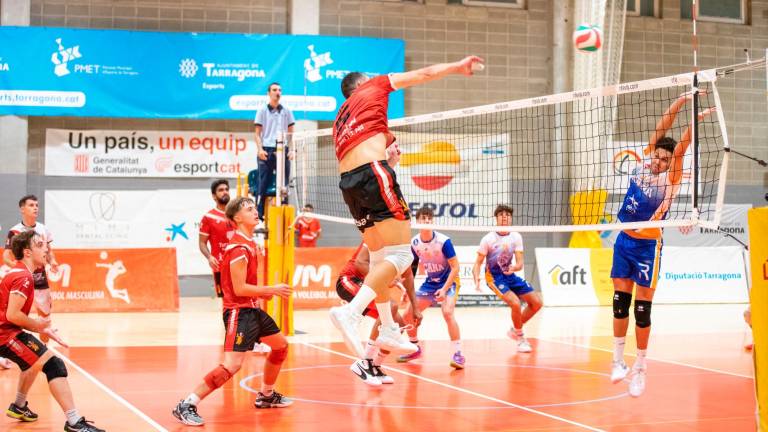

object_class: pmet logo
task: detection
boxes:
[613,150,641,175]
[401,141,478,218]
[548,264,587,286]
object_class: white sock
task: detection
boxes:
[348,285,377,315]
[376,302,395,326]
[184,393,201,406]
[613,337,626,362]
[514,327,524,337]
[451,340,461,353]
[261,383,274,396]
[14,392,26,407]
[373,349,389,366]
[65,409,81,426]
[635,349,647,369]
[364,339,378,359]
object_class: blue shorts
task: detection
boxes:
[487,272,533,297]
[610,231,662,288]
[416,281,456,305]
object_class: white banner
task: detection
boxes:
[397,134,510,224]
[536,246,748,305]
[663,204,751,247]
[45,189,220,275]
[45,129,257,178]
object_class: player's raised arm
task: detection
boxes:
[389,56,484,90]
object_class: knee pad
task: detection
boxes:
[634,300,652,328]
[204,364,233,390]
[613,291,632,319]
[267,345,288,365]
[42,356,68,382]
[382,244,413,275]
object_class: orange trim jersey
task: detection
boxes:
[0,263,34,344]
[219,231,261,309]
[199,208,235,262]
[332,75,396,161]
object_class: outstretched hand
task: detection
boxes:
[41,327,69,348]
[457,56,485,76]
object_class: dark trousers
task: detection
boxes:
[256,148,290,220]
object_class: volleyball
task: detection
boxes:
[573,24,602,52]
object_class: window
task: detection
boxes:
[681,0,747,24]
[457,0,525,8]
[627,0,659,17]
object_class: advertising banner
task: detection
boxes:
[45,248,179,312]
[0,26,404,121]
[45,128,256,178]
[45,189,216,276]
[537,247,748,305]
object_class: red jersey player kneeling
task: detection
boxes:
[0,230,105,431]
[173,197,293,427]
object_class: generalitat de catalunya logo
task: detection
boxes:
[399,141,461,191]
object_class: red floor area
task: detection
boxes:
[0,339,756,431]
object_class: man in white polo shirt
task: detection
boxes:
[254,82,295,221]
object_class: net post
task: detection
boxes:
[276,132,285,207]
[692,72,699,217]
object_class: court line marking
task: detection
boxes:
[239,363,628,410]
[300,341,606,432]
[537,337,754,379]
[49,346,169,432]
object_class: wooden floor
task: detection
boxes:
[0,299,756,431]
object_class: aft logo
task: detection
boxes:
[51,38,82,77]
[304,45,333,83]
[548,265,587,286]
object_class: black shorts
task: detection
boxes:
[222,308,280,352]
[339,160,410,232]
[0,332,48,371]
[213,272,223,298]
[335,275,378,319]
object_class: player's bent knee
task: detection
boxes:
[204,364,233,390]
[382,244,413,275]
[42,356,68,382]
[267,345,288,365]
[634,300,652,328]
[613,291,632,319]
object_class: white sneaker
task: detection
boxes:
[517,338,533,353]
[375,323,418,355]
[350,359,381,386]
[628,366,646,397]
[371,363,395,384]
[0,357,12,369]
[330,305,365,358]
[610,360,629,384]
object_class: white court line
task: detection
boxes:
[300,341,606,432]
[538,337,755,379]
[49,346,169,432]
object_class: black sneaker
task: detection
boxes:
[254,391,293,408]
[6,401,38,422]
[172,401,204,426]
[64,417,105,432]
[371,364,395,384]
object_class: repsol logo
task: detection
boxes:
[409,202,478,218]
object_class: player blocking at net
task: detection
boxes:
[173,197,293,426]
[610,92,715,397]
[329,55,484,358]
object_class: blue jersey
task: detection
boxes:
[618,165,670,224]
[411,231,456,285]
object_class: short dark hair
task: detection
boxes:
[303,203,314,210]
[210,179,229,195]
[415,207,435,219]
[494,204,514,217]
[18,194,37,208]
[341,72,366,99]
[225,196,254,222]
[655,136,677,155]
[11,230,36,260]
[268,82,281,92]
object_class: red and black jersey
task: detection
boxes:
[219,230,261,309]
[0,262,35,344]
